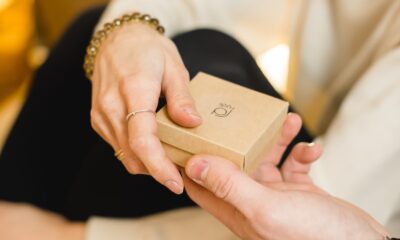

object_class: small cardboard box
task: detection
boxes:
[156,73,288,173]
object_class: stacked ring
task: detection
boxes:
[114,149,125,161]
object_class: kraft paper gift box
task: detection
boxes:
[156,72,288,173]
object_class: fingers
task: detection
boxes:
[91,105,148,174]
[90,27,188,194]
[251,113,302,182]
[163,58,202,127]
[103,97,148,175]
[258,113,302,165]
[182,172,247,234]
[120,73,183,194]
[185,155,272,217]
[90,81,148,175]
[281,142,323,183]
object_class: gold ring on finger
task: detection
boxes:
[114,149,125,161]
[125,109,155,122]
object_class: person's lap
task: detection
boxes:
[0,7,311,221]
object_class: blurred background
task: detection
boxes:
[0,0,290,151]
[0,0,108,150]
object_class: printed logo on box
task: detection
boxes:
[211,103,235,117]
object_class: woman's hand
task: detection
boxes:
[0,201,85,240]
[184,113,388,239]
[90,23,202,194]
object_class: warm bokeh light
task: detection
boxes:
[0,0,12,11]
[0,0,33,54]
[257,44,290,94]
[0,0,34,98]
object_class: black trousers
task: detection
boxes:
[0,8,311,221]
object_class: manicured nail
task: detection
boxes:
[184,108,202,121]
[164,179,184,195]
[188,159,209,183]
[308,142,316,147]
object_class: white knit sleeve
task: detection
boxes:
[96,0,290,56]
[310,47,400,228]
[86,207,238,240]
[95,0,234,37]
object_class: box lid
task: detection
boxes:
[156,72,288,169]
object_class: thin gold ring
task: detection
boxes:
[125,109,155,122]
[114,149,125,161]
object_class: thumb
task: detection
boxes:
[163,66,202,128]
[185,155,269,211]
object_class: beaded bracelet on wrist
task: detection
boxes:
[83,12,165,79]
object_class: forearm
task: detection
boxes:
[310,47,400,227]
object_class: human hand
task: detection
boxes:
[90,23,202,194]
[184,113,388,239]
[0,201,85,240]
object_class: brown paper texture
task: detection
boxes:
[157,72,288,173]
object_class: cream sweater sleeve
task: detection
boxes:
[86,207,238,240]
[95,0,289,55]
[310,47,400,229]
[95,0,234,37]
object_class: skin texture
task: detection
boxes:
[90,23,202,194]
[0,114,389,239]
[184,114,388,240]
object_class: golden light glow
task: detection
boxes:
[0,0,34,53]
[0,0,34,99]
[257,44,290,94]
[0,0,13,11]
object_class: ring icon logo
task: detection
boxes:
[211,103,235,118]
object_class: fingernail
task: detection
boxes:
[164,179,184,195]
[188,159,209,183]
[308,142,316,147]
[184,108,202,121]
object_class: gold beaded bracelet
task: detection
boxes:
[83,12,165,79]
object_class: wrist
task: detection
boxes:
[84,12,165,79]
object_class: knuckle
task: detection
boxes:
[125,163,140,175]
[147,165,165,179]
[171,86,194,105]
[211,172,237,200]
[118,77,132,95]
[119,74,159,97]
[171,91,193,105]
[89,109,101,128]
[119,75,142,97]
[129,136,151,153]
[99,94,118,114]
[124,158,146,175]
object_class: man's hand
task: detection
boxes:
[184,113,388,239]
[0,201,85,240]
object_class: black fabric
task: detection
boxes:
[0,7,311,221]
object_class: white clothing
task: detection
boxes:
[88,0,400,238]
